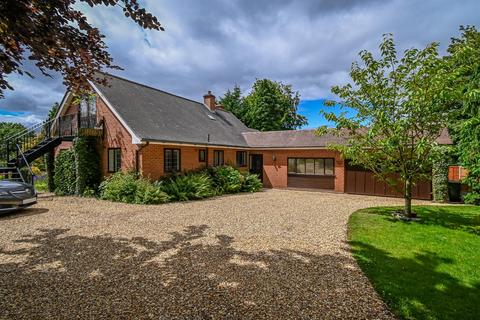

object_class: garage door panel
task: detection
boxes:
[346,165,432,200]
[355,171,366,194]
[364,172,376,195]
[345,170,356,193]
[287,175,334,189]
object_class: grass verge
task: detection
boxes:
[348,205,480,320]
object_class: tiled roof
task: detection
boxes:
[93,73,255,147]
[93,73,453,148]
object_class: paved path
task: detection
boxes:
[0,190,431,319]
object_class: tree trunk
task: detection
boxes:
[404,178,415,218]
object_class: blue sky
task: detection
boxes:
[298,99,335,129]
[1,0,479,127]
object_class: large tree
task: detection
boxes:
[446,26,480,204]
[319,34,452,217]
[220,85,245,120]
[220,79,307,131]
[0,0,163,98]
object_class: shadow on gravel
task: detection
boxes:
[0,226,391,319]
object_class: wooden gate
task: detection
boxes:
[345,165,432,200]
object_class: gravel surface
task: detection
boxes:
[0,189,432,319]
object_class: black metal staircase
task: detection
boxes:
[0,113,100,185]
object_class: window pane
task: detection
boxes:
[165,149,172,171]
[173,150,180,171]
[214,151,224,166]
[89,96,96,114]
[288,158,296,173]
[325,158,334,175]
[315,159,324,175]
[115,149,121,172]
[108,149,114,172]
[305,159,315,174]
[237,151,246,166]
[297,159,306,174]
[199,149,205,162]
[80,98,88,115]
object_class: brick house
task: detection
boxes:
[53,73,453,200]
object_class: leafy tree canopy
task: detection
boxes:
[0,122,27,141]
[319,34,453,217]
[0,0,163,98]
[220,79,307,131]
[446,26,480,204]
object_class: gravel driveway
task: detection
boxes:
[0,189,430,319]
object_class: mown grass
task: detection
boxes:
[348,205,480,320]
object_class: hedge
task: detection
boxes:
[73,137,101,195]
[99,166,263,205]
[54,149,76,195]
[53,137,101,196]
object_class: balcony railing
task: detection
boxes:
[1,112,102,166]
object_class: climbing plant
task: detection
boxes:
[432,147,452,202]
[54,149,76,195]
[73,137,101,196]
[44,150,55,192]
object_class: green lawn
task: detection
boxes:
[348,205,480,320]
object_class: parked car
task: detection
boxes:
[0,180,37,213]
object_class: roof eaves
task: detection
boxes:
[142,138,250,149]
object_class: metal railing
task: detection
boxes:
[1,112,99,167]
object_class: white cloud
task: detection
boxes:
[1,0,479,124]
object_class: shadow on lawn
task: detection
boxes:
[366,206,480,236]
[0,226,391,319]
[350,241,480,320]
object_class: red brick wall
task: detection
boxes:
[54,141,73,157]
[140,144,247,180]
[96,97,138,176]
[448,165,468,182]
[255,149,345,192]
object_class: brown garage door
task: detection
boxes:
[287,175,335,189]
[345,165,432,200]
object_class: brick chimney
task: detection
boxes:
[203,91,216,111]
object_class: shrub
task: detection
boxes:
[54,149,76,195]
[241,171,263,192]
[159,172,214,201]
[100,172,169,204]
[34,176,48,192]
[464,192,480,205]
[432,147,451,202]
[74,137,101,195]
[44,150,55,192]
[210,166,244,194]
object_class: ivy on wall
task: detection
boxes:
[432,146,452,203]
[457,117,480,205]
[53,137,101,196]
[73,136,101,195]
[44,150,55,192]
[54,149,76,195]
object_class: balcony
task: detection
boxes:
[57,113,102,138]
